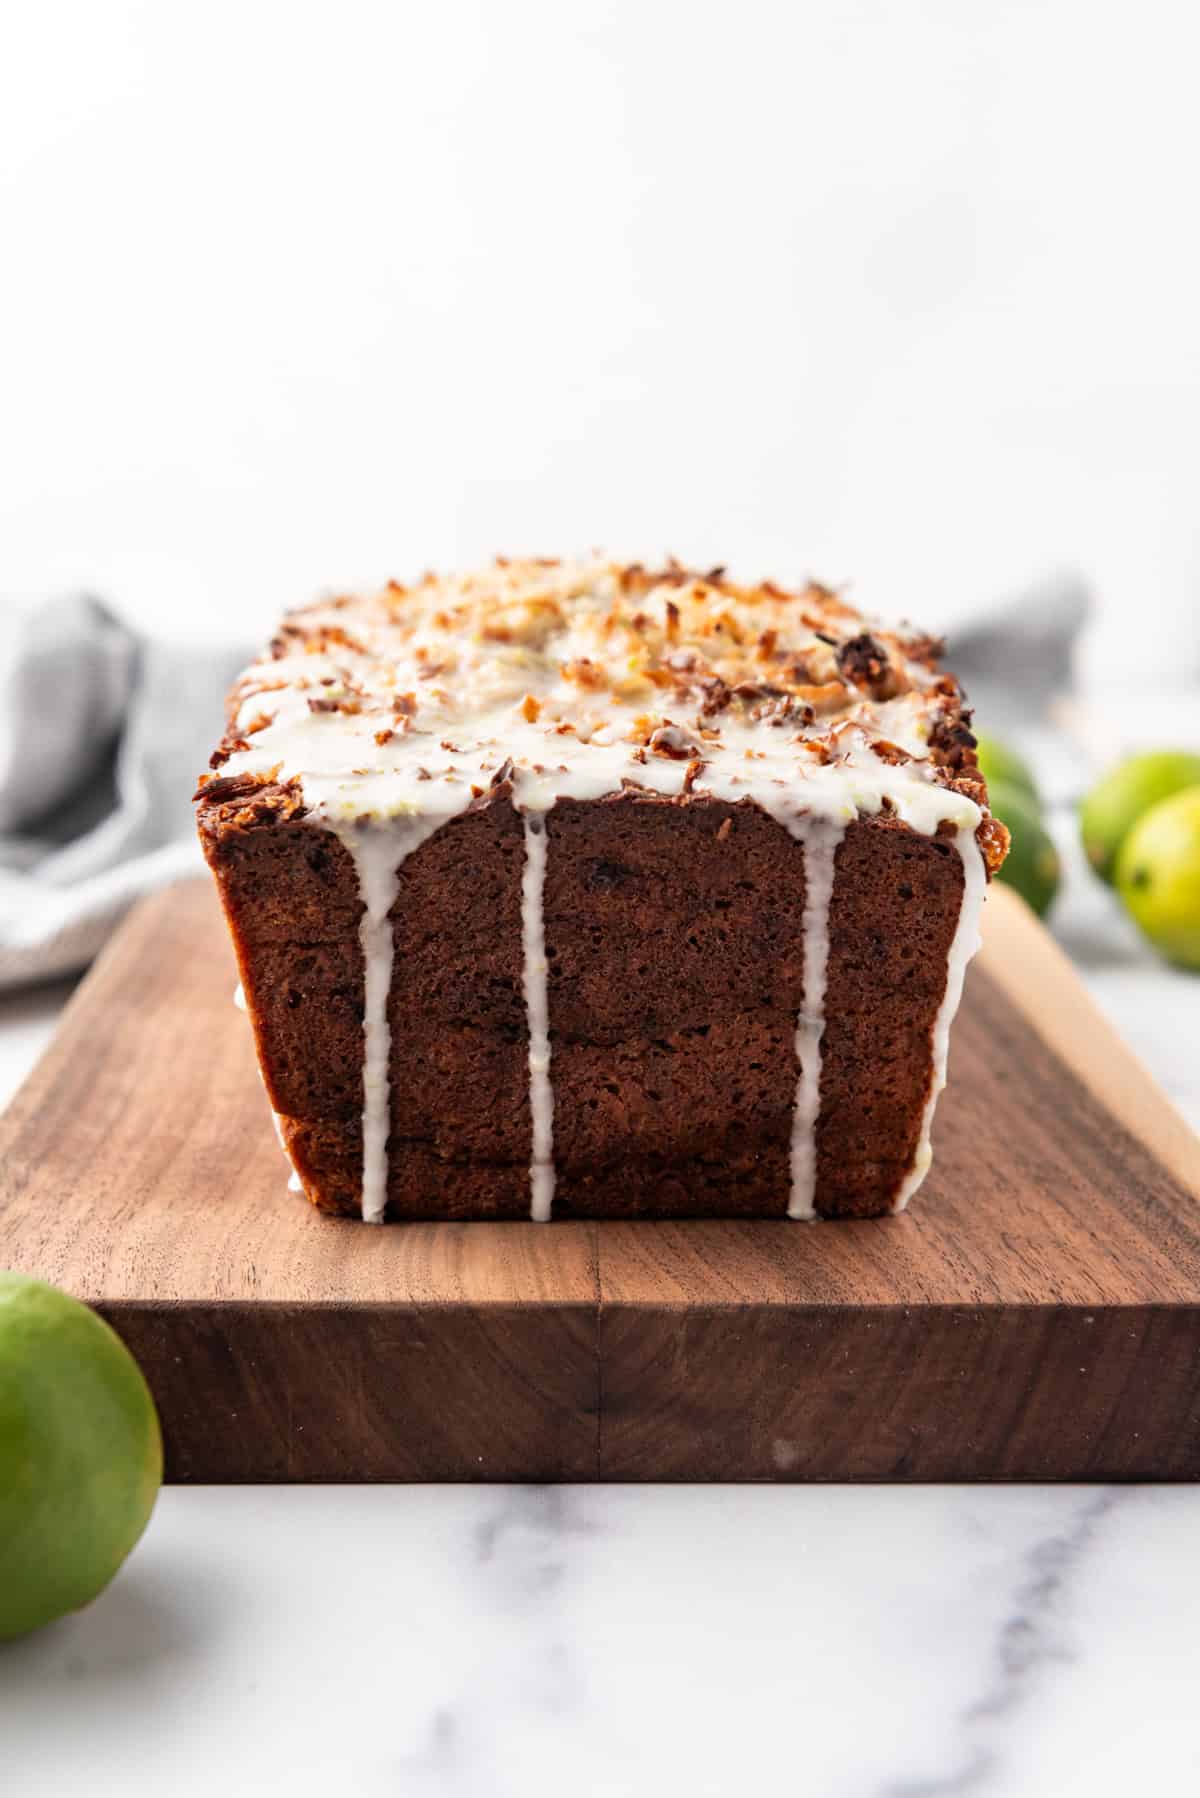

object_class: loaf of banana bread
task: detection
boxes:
[196,558,1007,1221]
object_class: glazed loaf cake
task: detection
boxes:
[196,558,1007,1222]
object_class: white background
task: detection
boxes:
[2,0,1199,684]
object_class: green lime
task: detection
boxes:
[988,779,1061,918]
[1116,787,1200,971]
[975,733,1039,805]
[1080,751,1200,885]
[0,1272,162,1640]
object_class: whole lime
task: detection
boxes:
[1081,751,1200,885]
[0,1272,162,1640]
[988,779,1061,918]
[1116,787,1200,971]
[975,733,1039,805]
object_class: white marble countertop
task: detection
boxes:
[2,808,1198,1796]
[5,1482,1200,1797]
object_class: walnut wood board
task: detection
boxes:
[2,879,1200,1482]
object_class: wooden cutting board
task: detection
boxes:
[2,879,1199,1483]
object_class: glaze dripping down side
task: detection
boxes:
[892,822,989,1213]
[521,812,556,1221]
[333,816,446,1222]
[786,817,846,1219]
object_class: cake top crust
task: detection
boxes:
[198,556,1005,865]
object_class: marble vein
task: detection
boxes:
[884,1488,1123,1798]
[393,1488,595,1792]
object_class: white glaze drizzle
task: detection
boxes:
[332,815,447,1222]
[892,821,989,1212]
[233,982,247,1012]
[521,813,555,1220]
[211,560,992,1221]
[785,817,845,1219]
[217,561,972,839]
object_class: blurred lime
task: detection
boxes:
[1116,788,1200,971]
[988,779,1061,918]
[975,733,1039,805]
[0,1272,162,1640]
[1080,751,1200,885]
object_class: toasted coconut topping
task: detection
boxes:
[200,555,1003,870]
